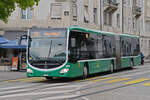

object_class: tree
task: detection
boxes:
[0,0,40,23]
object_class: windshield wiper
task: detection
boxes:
[47,40,53,59]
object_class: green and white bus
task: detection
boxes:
[26,27,141,79]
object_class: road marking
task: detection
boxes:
[37,94,79,100]
[4,77,46,83]
[74,76,102,82]
[119,70,150,77]
[37,91,80,100]
[105,78,130,83]
[22,78,46,82]
[0,84,38,91]
[0,88,35,95]
[124,78,149,85]
[142,82,150,86]
[0,90,77,99]
[91,77,115,83]
[82,97,90,100]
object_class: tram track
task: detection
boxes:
[70,79,150,100]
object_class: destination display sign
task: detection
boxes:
[30,28,66,38]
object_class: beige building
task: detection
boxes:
[141,0,150,58]
[0,0,149,58]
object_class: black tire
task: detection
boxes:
[45,76,53,80]
[82,65,88,79]
[110,63,114,73]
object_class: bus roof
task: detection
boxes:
[119,33,139,38]
[69,26,139,38]
[69,26,116,36]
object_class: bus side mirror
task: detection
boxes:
[18,37,22,45]
[18,35,27,45]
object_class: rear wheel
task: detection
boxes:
[82,66,88,79]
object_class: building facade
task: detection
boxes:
[0,0,150,58]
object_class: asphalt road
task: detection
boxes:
[0,64,150,100]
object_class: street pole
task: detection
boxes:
[100,0,102,30]
[122,0,124,34]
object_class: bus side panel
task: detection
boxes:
[67,63,84,77]
[88,61,99,74]
[101,60,112,72]
[133,56,141,66]
[87,59,112,74]
[121,57,131,68]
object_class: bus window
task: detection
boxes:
[71,38,76,47]
[97,34,103,58]
[86,34,97,59]
[102,35,115,58]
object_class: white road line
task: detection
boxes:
[0,85,35,91]
[82,97,90,100]
[0,84,83,99]
[43,84,84,90]
[38,94,79,100]
[0,84,82,95]
[122,70,150,77]
[38,91,81,100]
[0,88,35,94]
[0,83,69,91]
[0,90,77,98]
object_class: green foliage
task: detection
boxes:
[0,0,40,23]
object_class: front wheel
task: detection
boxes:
[45,76,53,80]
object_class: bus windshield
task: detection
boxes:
[28,28,67,69]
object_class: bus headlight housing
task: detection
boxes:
[60,68,69,74]
[27,68,33,73]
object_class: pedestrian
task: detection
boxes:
[140,52,144,65]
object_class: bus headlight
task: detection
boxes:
[27,68,33,73]
[60,68,69,74]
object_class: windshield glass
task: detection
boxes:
[28,28,67,69]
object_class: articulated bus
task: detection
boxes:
[26,27,141,79]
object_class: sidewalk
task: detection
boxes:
[145,59,150,63]
[0,71,26,81]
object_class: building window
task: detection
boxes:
[108,12,112,26]
[128,18,132,31]
[51,3,62,19]
[64,11,69,16]
[72,4,77,21]
[146,21,150,32]
[104,12,107,25]
[84,5,89,23]
[21,8,32,19]
[117,14,120,27]
[104,11,112,26]
[93,8,97,24]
